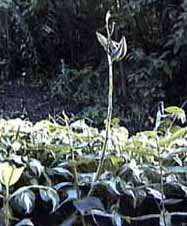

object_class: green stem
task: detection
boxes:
[5,186,10,226]
[88,52,113,196]
[95,54,113,180]
[156,137,166,226]
[63,114,79,197]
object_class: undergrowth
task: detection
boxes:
[0,9,187,226]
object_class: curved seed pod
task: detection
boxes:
[105,10,112,28]
[111,36,127,62]
[96,32,108,52]
[96,32,127,62]
[110,22,116,36]
[96,32,118,52]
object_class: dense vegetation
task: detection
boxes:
[0,105,187,226]
[0,0,187,132]
[0,0,187,226]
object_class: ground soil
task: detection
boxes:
[0,81,74,122]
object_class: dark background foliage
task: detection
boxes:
[0,0,187,133]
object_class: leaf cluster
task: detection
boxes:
[0,106,186,225]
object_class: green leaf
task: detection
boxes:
[13,190,35,214]
[165,106,186,123]
[39,188,60,212]
[165,106,184,115]
[29,158,44,177]
[0,162,24,188]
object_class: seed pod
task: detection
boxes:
[111,36,127,62]
[96,32,127,62]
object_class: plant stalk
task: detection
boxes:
[5,186,10,226]
[156,137,166,226]
[88,34,113,196]
[94,54,113,181]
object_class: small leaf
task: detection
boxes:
[105,10,111,25]
[111,36,127,62]
[165,106,186,124]
[90,209,112,218]
[96,32,127,62]
[29,159,44,177]
[96,32,108,52]
[52,167,73,178]
[163,198,183,205]
[70,119,89,131]
[101,177,121,196]
[11,141,22,152]
[54,182,73,191]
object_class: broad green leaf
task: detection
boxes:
[39,188,60,212]
[0,162,24,188]
[165,106,186,124]
[13,190,35,214]
[160,127,187,147]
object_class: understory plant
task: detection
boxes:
[88,10,127,194]
[0,103,187,225]
[1,6,187,226]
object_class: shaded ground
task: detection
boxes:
[0,81,75,122]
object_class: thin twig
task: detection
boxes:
[63,112,79,197]
[156,136,166,226]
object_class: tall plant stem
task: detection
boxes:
[156,137,166,226]
[95,54,113,180]
[87,9,128,196]
[88,49,113,196]
[5,186,10,226]
[63,113,79,196]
